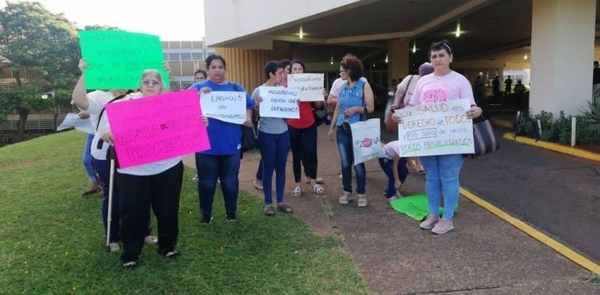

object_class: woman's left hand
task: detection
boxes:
[466,105,482,119]
[101,129,115,145]
[254,96,263,109]
[344,106,356,117]
[243,119,253,128]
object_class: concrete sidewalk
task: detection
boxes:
[184,124,599,294]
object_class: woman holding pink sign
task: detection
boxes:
[101,69,186,270]
[396,40,482,235]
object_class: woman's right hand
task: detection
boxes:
[78,59,87,73]
[392,112,403,124]
[199,87,212,95]
[78,111,90,119]
[328,127,335,141]
[254,96,263,109]
[101,129,115,145]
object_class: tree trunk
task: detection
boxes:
[16,110,28,141]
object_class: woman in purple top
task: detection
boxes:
[397,40,482,235]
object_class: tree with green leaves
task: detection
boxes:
[0,1,80,139]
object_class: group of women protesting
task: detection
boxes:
[73,39,483,270]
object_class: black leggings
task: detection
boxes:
[117,161,183,262]
[289,124,318,183]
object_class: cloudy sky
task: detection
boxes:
[3,0,206,41]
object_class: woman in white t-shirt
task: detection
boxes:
[396,40,482,235]
[71,60,158,253]
[390,62,435,174]
[100,70,187,270]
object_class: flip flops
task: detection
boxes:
[264,205,275,216]
[252,179,263,190]
[312,184,325,195]
[291,186,303,197]
[81,187,101,197]
[278,204,293,214]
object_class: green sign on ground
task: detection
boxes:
[390,194,457,221]
[79,30,169,90]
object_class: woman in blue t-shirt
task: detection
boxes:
[189,55,254,224]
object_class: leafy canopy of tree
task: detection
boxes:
[0,1,80,137]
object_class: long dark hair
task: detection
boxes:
[205,54,227,69]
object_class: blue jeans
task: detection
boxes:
[258,130,290,205]
[378,157,409,198]
[83,134,97,183]
[336,127,366,194]
[419,154,463,220]
[195,153,241,215]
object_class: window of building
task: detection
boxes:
[180,53,192,61]
[168,53,179,60]
[192,52,203,60]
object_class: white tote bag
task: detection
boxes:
[350,118,385,165]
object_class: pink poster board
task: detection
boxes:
[105,89,210,168]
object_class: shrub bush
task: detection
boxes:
[514,109,600,145]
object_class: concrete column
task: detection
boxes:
[530,0,596,116]
[215,41,293,92]
[387,39,409,85]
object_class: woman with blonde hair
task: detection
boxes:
[101,69,192,269]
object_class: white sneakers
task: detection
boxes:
[338,192,352,205]
[420,215,454,234]
[108,243,120,252]
[339,192,368,207]
[144,235,158,245]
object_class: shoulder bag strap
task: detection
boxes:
[95,90,134,131]
[397,75,415,108]
[361,81,369,121]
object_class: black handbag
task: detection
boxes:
[468,116,500,158]
[312,102,329,127]
[241,125,257,152]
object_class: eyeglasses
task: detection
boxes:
[339,69,348,73]
[142,80,162,87]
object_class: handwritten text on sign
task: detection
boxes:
[201,91,247,124]
[79,30,169,90]
[258,86,300,119]
[287,73,324,101]
[396,100,474,157]
[105,89,210,168]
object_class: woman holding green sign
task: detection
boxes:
[395,40,482,235]
[72,59,159,254]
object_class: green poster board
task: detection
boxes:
[390,194,458,221]
[79,30,169,90]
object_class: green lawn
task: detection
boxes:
[0,131,367,295]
